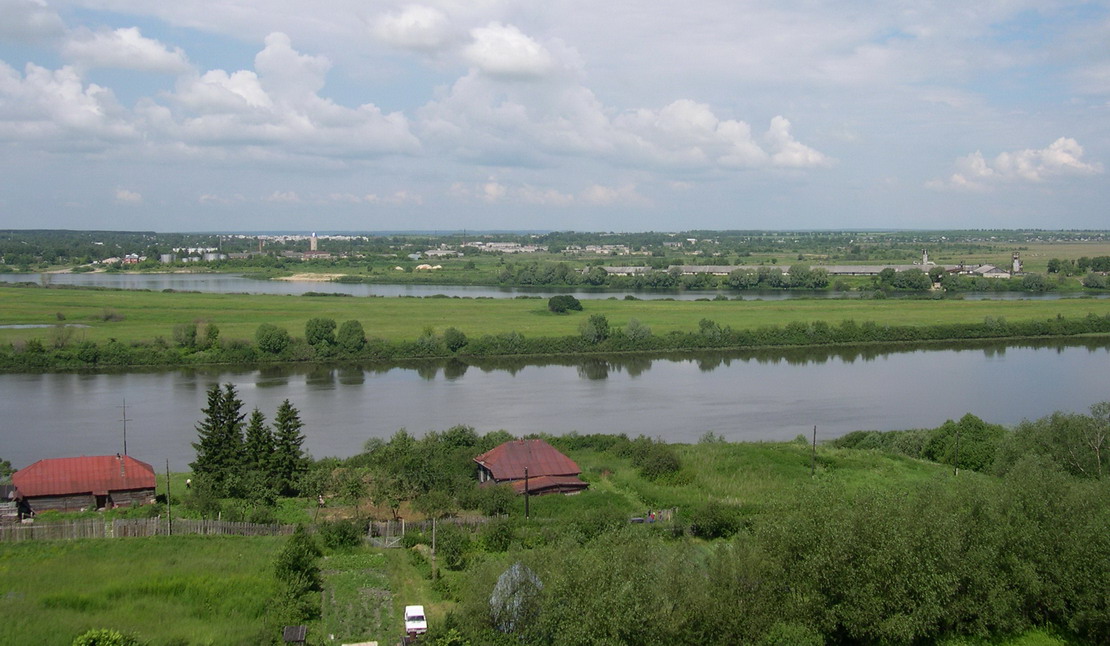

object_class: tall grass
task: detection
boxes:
[0,536,284,645]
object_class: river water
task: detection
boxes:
[2,272,1101,300]
[3,339,1106,471]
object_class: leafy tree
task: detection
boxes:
[0,457,12,481]
[172,323,197,348]
[547,294,582,313]
[579,314,610,343]
[190,383,246,491]
[255,323,290,354]
[272,399,309,495]
[336,319,366,352]
[305,317,337,347]
[443,327,469,352]
[624,318,652,341]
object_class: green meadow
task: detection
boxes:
[3,284,1110,346]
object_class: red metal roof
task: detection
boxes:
[474,439,581,481]
[13,456,156,498]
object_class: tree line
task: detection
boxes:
[5,308,1110,371]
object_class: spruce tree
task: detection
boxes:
[272,399,309,496]
[243,407,275,472]
[189,383,246,492]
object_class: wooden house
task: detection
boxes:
[474,439,589,495]
[12,455,157,513]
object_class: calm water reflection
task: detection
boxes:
[2,339,1106,470]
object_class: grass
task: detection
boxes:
[0,535,284,646]
[2,284,1109,346]
[0,440,1082,644]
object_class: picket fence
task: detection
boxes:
[0,517,296,542]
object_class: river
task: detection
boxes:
[3,339,1106,471]
[1,272,1101,300]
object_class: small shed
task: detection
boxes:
[474,439,589,495]
[0,484,24,523]
[12,455,157,513]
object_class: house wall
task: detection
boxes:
[27,488,155,513]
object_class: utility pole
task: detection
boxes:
[524,467,530,519]
[431,516,437,580]
[118,399,132,455]
[165,459,172,536]
[811,425,817,477]
[953,428,960,477]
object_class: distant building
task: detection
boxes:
[474,439,588,495]
[12,455,157,513]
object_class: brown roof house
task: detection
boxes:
[474,439,588,495]
[12,455,157,513]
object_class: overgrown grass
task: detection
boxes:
[0,536,284,645]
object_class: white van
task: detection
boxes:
[404,605,428,636]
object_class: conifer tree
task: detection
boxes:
[272,399,309,495]
[190,383,246,492]
[243,407,275,473]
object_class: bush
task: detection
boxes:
[686,500,743,539]
[319,518,364,550]
[255,323,290,354]
[548,294,583,313]
[72,629,144,646]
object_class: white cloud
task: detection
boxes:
[63,27,191,74]
[464,22,556,79]
[265,190,300,203]
[114,188,142,204]
[448,180,645,207]
[0,61,136,146]
[373,5,452,52]
[0,0,64,42]
[580,184,649,206]
[764,116,830,168]
[930,137,1102,191]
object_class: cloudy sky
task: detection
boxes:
[1,0,1107,232]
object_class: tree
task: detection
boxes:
[190,383,246,490]
[548,294,583,313]
[255,323,290,354]
[243,408,275,473]
[336,319,366,352]
[443,327,469,352]
[624,318,652,342]
[579,314,610,343]
[272,399,309,495]
[305,317,337,347]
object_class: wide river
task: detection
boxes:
[3,339,1107,470]
[3,271,1103,300]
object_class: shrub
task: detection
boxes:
[686,500,743,539]
[72,629,144,646]
[548,294,583,313]
[319,518,364,550]
[255,323,290,354]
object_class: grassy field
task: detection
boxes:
[0,535,284,645]
[3,284,1110,346]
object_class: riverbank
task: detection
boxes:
[3,283,1110,371]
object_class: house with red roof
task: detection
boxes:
[12,455,157,513]
[473,439,588,495]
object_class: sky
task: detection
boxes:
[0,0,1108,233]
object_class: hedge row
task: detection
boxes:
[3,313,1110,371]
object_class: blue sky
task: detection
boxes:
[0,0,1107,232]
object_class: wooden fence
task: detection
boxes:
[0,517,296,542]
[368,515,496,548]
